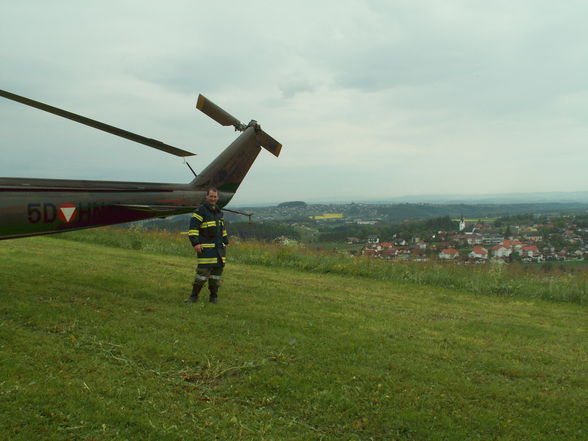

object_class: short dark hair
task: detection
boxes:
[206,187,218,195]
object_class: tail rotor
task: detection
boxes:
[196,94,282,157]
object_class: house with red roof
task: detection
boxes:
[439,248,459,260]
[520,245,544,262]
[503,240,524,252]
[491,244,512,258]
[380,247,399,259]
[469,246,489,261]
[521,245,541,258]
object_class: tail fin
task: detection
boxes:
[191,127,262,195]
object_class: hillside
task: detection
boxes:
[1,234,587,440]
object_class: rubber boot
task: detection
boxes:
[186,283,203,303]
[209,286,218,304]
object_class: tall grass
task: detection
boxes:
[232,240,588,305]
[55,228,588,305]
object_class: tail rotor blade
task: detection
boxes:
[257,130,282,157]
[196,94,243,129]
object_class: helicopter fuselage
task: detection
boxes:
[0,177,233,239]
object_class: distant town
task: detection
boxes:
[355,218,587,264]
[137,200,588,264]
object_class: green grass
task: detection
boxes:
[1,231,587,440]
[56,228,588,305]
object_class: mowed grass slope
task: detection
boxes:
[0,235,587,441]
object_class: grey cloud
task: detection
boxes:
[279,79,316,99]
[2,1,588,203]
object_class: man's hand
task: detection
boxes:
[194,244,202,253]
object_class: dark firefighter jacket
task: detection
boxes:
[188,203,229,268]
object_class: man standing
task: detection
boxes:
[186,188,229,303]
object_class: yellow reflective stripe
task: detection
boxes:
[223,230,228,237]
[221,257,226,262]
[201,243,215,248]
[201,221,217,228]
[192,213,203,221]
[188,230,199,236]
[198,258,219,264]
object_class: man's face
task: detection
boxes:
[206,191,219,206]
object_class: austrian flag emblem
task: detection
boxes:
[58,203,77,223]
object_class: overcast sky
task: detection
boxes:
[1,1,587,205]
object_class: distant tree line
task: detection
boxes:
[316,216,458,243]
[277,201,307,208]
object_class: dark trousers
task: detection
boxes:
[193,267,224,289]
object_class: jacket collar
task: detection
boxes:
[204,202,219,212]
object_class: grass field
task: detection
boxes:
[1,232,587,440]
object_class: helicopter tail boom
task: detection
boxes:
[192,127,262,196]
